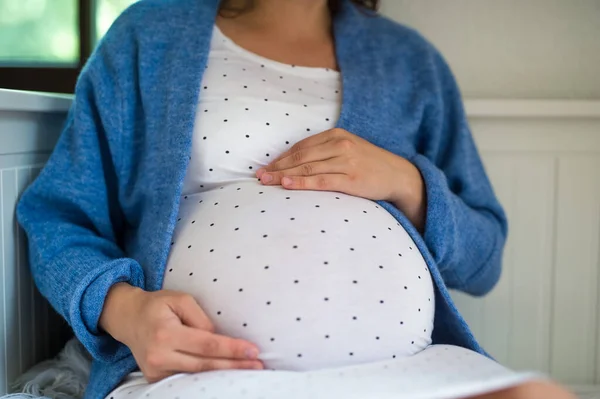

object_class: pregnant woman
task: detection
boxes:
[17,0,574,398]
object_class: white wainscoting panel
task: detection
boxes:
[453,101,600,385]
[0,165,54,393]
[551,156,600,384]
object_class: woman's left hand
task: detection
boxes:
[256,128,427,231]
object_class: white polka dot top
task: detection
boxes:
[180,26,343,192]
[163,26,436,371]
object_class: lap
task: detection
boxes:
[106,345,545,399]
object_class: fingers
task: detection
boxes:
[272,137,351,172]
[147,350,263,378]
[259,128,347,174]
[171,352,264,374]
[261,143,335,177]
[175,327,260,360]
[264,158,349,185]
[260,144,354,184]
[169,294,215,332]
[280,174,347,192]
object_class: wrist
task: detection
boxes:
[99,282,145,343]
[388,157,422,205]
[388,156,427,232]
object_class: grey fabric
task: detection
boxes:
[4,339,90,399]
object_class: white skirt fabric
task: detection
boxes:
[106,345,542,399]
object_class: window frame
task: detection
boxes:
[0,0,93,94]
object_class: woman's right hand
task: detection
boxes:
[99,283,263,382]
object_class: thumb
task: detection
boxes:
[170,294,215,333]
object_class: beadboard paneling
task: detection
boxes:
[2,168,21,389]
[453,112,600,385]
[0,172,6,398]
[452,154,556,373]
[551,157,600,384]
[15,168,34,377]
[0,104,62,395]
[0,165,54,394]
[505,156,555,374]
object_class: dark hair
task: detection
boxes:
[219,0,380,16]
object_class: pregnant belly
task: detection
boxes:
[163,181,435,370]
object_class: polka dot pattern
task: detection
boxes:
[164,181,435,371]
[107,346,538,399]
[181,26,342,194]
[158,23,440,399]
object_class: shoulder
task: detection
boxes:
[357,12,456,94]
[98,0,203,49]
[360,13,438,62]
[82,0,209,83]
[112,0,199,28]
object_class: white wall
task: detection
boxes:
[381,0,600,100]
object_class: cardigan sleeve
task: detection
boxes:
[409,48,508,297]
[16,19,144,362]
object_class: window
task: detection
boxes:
[0,0,136,94]
[0,0,78,65]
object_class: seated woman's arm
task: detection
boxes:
[410,48,508,297]
[16,13,262,378]
[16,20,145,361]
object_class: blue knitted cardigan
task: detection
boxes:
[16,0,507,397]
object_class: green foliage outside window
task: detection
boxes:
[0,0,136,65]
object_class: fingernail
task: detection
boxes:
[261,174,273,183]
[245,348,259,359]
[282,177,292,186]
[254,362,264,370]
[256,168,266,178]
